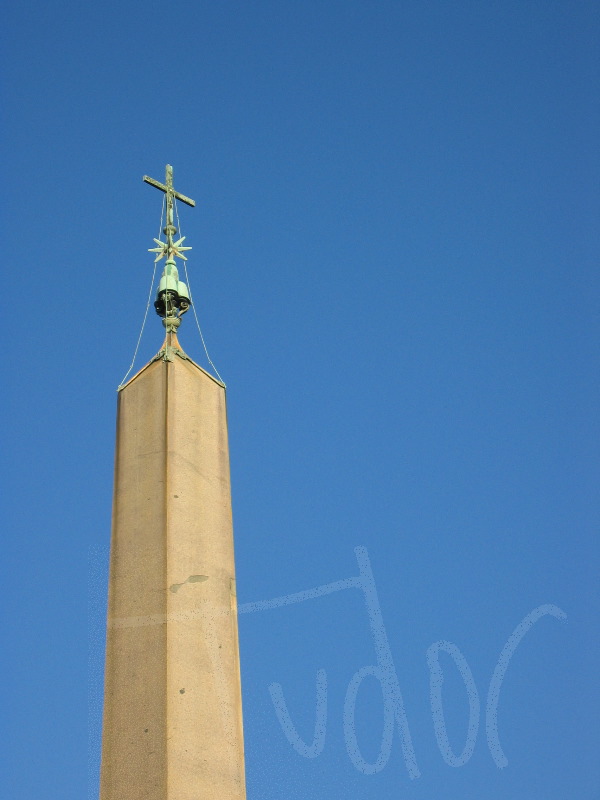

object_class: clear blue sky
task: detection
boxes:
[2,1,599,798]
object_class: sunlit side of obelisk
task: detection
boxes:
[99,167,246,800]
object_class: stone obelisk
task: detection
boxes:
[100,167,246,800]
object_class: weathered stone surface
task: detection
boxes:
[100,352,246,800]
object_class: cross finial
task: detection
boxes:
[143,165,196,336]
[143,165,196,262]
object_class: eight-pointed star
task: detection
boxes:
[148,236,192,262]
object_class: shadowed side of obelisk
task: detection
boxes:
[100,360,169,800]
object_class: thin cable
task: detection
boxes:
[118,198,165,389]
[174,199,225,385]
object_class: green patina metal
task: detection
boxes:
[143,165,196,326]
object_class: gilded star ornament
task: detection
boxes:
[148,236,192,262]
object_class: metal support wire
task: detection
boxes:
[174,200,225,385]
[117,199,165,389]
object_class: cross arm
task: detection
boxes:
[143,175,196,207]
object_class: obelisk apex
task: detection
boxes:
[100,168,246,800]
